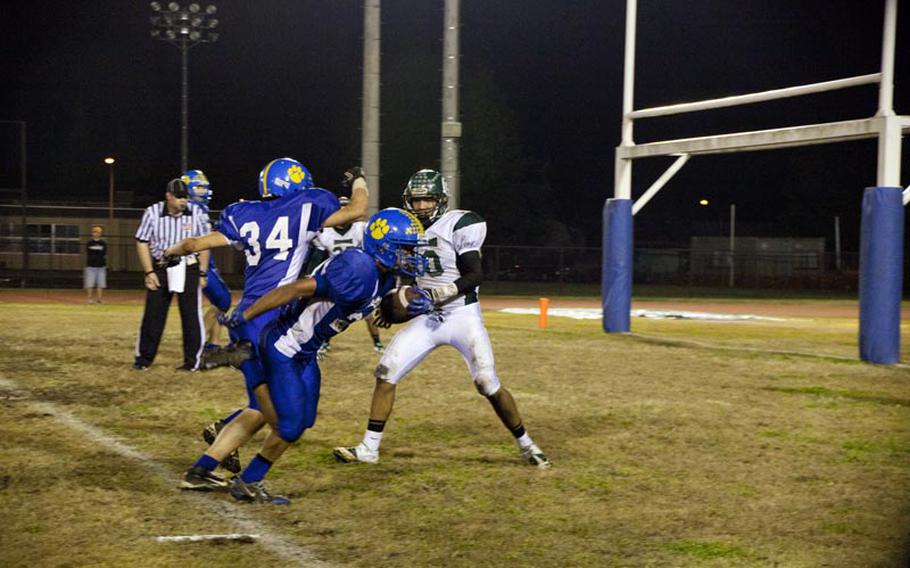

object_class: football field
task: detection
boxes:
[1,290,909,567]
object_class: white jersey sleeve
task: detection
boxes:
[451,214,486,254]
[417,210,485,310]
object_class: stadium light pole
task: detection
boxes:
[104,157,115,221]
[441,0,462,209]
[149,2,219,172]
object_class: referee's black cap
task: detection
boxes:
[166,178,189,198]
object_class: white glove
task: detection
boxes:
[428,282,458,304]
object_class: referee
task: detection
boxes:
[133,178,210,371]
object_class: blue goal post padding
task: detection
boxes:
[859,186,904,364]
[602,198,632,333]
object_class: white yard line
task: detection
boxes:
[0,376,335,568]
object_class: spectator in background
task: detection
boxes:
[133,178,210,371]
[85,225,107,304]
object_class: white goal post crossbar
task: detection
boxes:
[617,0,906,206]
[606,0,907,365]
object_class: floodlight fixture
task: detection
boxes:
[104,157,115,165]
[149,1,220,171]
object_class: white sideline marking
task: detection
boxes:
[0,376,334,568]
[500,307,786,322]
[156,534,260,543]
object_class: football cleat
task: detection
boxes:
[373,341,385,354]
[201,421,243,474]
[229,478,290,505]
[520,444,552,469]
[200,341,252,370]
[316,344,329,362]
[332,443,379,464]
[180,466,229,491]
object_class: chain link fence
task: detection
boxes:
[0,204,864,293]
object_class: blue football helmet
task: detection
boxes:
[181,169,212,207]
[258,157,314,198]
[363,208,429,277]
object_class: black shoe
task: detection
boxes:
[132,362,150,371]
[230,477,290,505]
[201,420,242,474]
[201,341,253,371]
[180,466,228,491]
[176,363,199,372]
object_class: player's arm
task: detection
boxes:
[323,169,368,228]
[428,250,483,304]
[135,240,161,290]
[165,231,230,257]
[240,278,319,322]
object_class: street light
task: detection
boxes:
[149,2,219,172]
[104,157,115,221]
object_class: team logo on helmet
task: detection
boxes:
[288,165,307,185]
[363,208,428,277]
[369,218,390,240]
[259,158,314,198]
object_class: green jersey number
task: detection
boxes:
[424,237,444,277]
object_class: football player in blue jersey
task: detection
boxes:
[181,169,233,351]
[206,208,430,504]
[165,158,370,489]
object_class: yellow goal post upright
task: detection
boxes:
[603,0,909,364]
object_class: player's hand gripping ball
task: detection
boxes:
[379,285,432,324]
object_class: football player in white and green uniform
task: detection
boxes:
[311,197,384,355]
[333,169,550,468]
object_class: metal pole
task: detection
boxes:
[180,39,189,172]
[728,204,735,288]
[615,0,637,199]
[834,215,842,271]
[361,0,381,213]
[877,0,897,117]
[20,121,28,287]
[876,0,901,186]
[108,164,114,221]
[441,0,462,209]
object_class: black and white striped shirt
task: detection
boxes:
[135,201,209,260]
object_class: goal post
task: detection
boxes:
[605,0,908,363]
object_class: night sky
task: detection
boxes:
[1,1,907,250]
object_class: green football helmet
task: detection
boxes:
[402,169,449,225]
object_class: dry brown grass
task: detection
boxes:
[0,298,908,567]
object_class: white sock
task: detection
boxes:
[516,433,533,450]
[362,430,383,453]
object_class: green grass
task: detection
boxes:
[0,297,909,567]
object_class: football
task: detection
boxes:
[379,285,422,324]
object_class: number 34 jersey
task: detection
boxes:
[417,209,486,311]
[218,189,340,310]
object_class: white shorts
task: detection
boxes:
[84,267,107,289]
[375,302,501,396]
